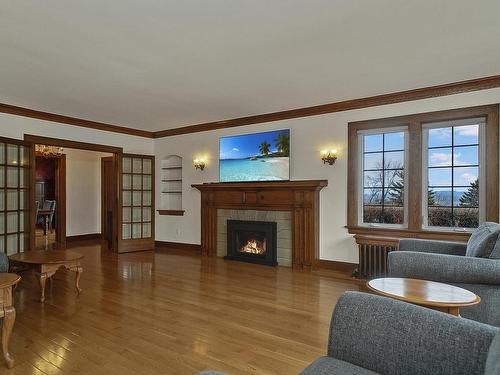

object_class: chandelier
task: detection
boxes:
[35,144,64,158]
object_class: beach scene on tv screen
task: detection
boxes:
[220,129,290,182]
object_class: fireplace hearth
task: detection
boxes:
[226,220,277,266]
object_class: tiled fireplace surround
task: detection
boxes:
[217,209,292,266]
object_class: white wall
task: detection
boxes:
[154,87,500,264]
[65,148,112,236]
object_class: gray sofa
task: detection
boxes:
[388,238,500,326]
[301,291,500,375]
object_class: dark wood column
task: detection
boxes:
[192,180,327,270]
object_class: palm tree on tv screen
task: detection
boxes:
[259,141,271,156]
[274,132,290,156]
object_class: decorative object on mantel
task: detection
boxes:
[193,157,206,171]
[192,180,328,271]
[320,149,338,165]
[35,144,64,158]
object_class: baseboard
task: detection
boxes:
[66,233,102,242]
[313,259,358,274]
[155,241,201,252]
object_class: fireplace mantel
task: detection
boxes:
[192,180,328,270]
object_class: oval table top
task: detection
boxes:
[0,273,21,289]
[367,277,480,308]
[9,250,84,265]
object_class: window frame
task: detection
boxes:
[347,104,499,241]
[357,126,409,229]
[421,118,486,231]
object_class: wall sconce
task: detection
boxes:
[193,158,206,171]
[320,149,338,165]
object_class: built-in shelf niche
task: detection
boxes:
[159,155,184,216]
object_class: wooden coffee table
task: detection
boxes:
[0,273,21,369]
[9,250,83,303]
[367,277,480,316]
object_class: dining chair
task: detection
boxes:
[42,200,57,233]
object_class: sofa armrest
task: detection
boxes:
[328,292,497,375]
[398,238,467,255]
[388,251,500,284]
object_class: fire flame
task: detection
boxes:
[240,239,265,255]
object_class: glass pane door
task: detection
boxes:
[122,154,154,241]
[0,139,32,254]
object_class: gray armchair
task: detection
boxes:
[388,238,500,326]
[301,291,500,375]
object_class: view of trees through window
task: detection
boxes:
[350,107,496,234]
[362,131,405,225]
[426,123,480,228]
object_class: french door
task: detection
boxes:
[0,137,33,254]
[118,154,154,253]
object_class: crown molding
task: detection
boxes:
[0,102,154,138]
[2,74,500,140]
[153,74,500,138]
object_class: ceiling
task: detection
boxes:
[1,1,500,132]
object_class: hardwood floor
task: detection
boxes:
[35,229,57,250]
[7,242,360,374]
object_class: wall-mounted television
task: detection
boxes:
[219,129,290,182]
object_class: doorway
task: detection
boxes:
[26,134,122,252]
[34,153,66,249]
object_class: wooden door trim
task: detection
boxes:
[55,155,66,248]
[25,134,123,251]
[101,156,118,250]
[24,134,123,154]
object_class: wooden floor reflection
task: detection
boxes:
[34,229,57,250]
[8,242,360,374]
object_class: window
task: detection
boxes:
[347,105,498,240]
[359,129,407,226]
[423,119,484,229]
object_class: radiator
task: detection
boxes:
[354,235,399,279]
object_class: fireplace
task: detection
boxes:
[226,220,277,266]
[192,180,327,270]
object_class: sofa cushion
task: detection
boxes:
[466,222,500,258]
[299,357,380,375]
[485,332,500,375]
[490,236,500,259]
